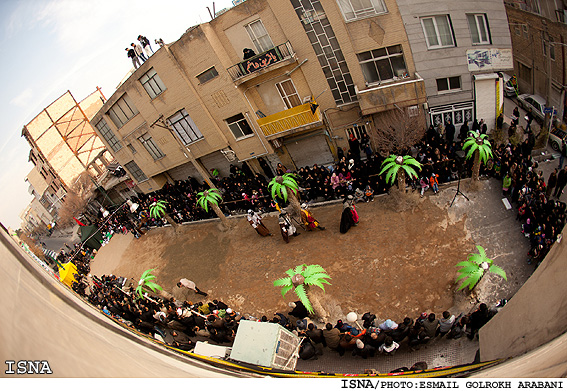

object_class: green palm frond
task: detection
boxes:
[380,155,422,186]
[385,165,401,185]
[136,268,162,299]
[273,264,330,313]
[304,264,326,275]
[379,161,397,175]
[273,276,292,287]
[284,268,296,277]
[149,200,167,219]
[489,264,507,280]
[294,284,313,314]
[280,285,294,297]
[402,165,419,180]
[464,132,492,165]
[196,188,223,213]
[268,174,298,202]
[293,264,305,275]
[455,246,506,291]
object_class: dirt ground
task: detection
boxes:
[92,191,476,323]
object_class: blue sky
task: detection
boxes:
[0,0,235,230]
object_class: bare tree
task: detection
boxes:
[368,107,426,155]
[58,171,94,227]
[19,233,47,262]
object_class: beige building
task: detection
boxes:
[21,89,114,228]
[91,0,426,193]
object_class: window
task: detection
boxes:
[276,79,302,109]
[520,0,541,15]
[226,114,254,139]
[357,45,408,85]
[127,143,137,154]
[407,105,419,117]
[436,76,461,93]
[124,161,148,182]
[139,68,166,99]
[523,25,529,38]
[421,15,455,49]
[138,133,164,160]
[167,109,203,145]
[336,0,387,22]
[95,118,123,152]
[107,94,138,128]
[244,20,273,53]
[467,14,490,45]
[196,67,219,84]
[543,39,556,60]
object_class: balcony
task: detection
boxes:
[257,101,322,139]
[227,41,296,85]
[355,73,427,116]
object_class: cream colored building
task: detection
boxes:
[21,89,114,227]
[91,0,426,193]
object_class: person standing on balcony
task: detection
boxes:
[243,48,256,59]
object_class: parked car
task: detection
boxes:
[517,93,546,124]
[502,74,517,97]
[549,127,567,155]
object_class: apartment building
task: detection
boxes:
[21,89,114,225]
[91,0,427,193]
[396,0,513,132]
[505,0,567,122]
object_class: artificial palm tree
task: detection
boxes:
[273,264,331,316]
[135,268,163,300]
[196,187,229,228]
[456,245,507,291]
[149,199,178,230]
[268,173,301,217]
[379,154,422,192]
[463,131,493,182]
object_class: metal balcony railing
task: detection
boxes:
[227,41,295,82]
[257,101,321,137]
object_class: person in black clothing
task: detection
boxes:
[243,48,256,59]
[288,300,308,319]
[126,47,141,69]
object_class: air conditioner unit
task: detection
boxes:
[271,139,282,149]
[229,320,301,371]
[302,96,312,104]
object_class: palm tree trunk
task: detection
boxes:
[211,203,230,228]
[288,189,302,218]
[164,213,178,232]
[472,150,481,182]
[397,170,406,192]
[306,287,329,322]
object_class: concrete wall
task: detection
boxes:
[479,225,567,361]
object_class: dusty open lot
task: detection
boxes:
[92,189,482,322]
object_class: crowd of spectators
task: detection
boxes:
[95,125,473,236]
[36,116,566,373]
